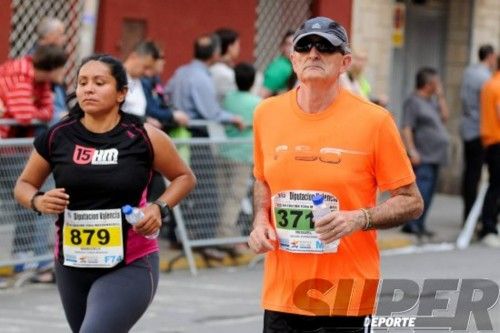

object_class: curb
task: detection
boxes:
[159,236,416,273]
[0,236,416,278]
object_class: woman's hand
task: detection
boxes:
[34,188,69,214]
[133,204,162,237]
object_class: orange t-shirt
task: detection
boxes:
[253,88,415,316]
[480,72,500,147]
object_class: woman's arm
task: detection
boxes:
[145,123,196,208]
[133,124,196,236]
[14,150,69,214]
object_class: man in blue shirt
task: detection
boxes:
[165,34,243,135]
[460,44,496,224]
[164,35,243,258]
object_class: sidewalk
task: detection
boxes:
[377,193,463,247]
[0,194,465,283]
[160,194,465,272]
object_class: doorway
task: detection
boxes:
[390,0,448,120]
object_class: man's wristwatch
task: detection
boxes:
[152,200,170,219]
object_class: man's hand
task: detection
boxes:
[173,110,190,126]
[146,117,163,129]
[248,222,277,254]
[408,149,421,166]
[314,210,365,244]
[231,116,245,130]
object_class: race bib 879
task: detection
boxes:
[63,208,124,268]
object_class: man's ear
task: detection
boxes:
[340,54,352,74]
[290,52,298,71]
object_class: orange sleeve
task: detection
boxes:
[253,106,265,181]
[493,88,500,118]
[374,113,415,191]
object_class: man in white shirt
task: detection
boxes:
[210,28,240,103]
[122,41,159,119]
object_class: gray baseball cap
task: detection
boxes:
[293,17,351,53]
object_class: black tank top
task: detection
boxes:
[34,113,154,264]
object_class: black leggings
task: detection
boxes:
[54,252,159,333]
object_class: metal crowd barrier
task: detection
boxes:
[0,120,44,126]
[0,135,254,276]
[172,137,253,275]
[0,138,56,270]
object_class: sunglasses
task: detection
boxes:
[294,39,343,54]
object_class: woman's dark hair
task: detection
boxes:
[67,54,128,119]
[215,28,239,56]
[234,62,255,91]
[32,45,68,71]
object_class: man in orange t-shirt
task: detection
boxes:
[479,57,500,247]
[248,17,424,332]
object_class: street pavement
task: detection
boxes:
[1,194,499,332]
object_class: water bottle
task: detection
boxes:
[312,194,339,252]
[122,205,159,239]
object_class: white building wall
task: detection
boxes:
[351,0,393,100]
[471,0,500,61]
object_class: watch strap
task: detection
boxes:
[152,200,170,219]
[30,191,45,216]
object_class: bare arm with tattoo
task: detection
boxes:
[368,182,423,229]
[249,179,423,250]
[314,182,423,244]
[248,180,277,254]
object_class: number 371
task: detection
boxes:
[276,209,314,229]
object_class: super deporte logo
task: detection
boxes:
[73,145,118,165]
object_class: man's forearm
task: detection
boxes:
[367,182,423,229]
[401,127,417,156]
[253,180,272,227]
[437,94,449,121]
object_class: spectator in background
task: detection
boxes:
[0,45,68,138]
[219,63,261,240]
[141,47,190,129]
[165,33,243,131]
[34,17,66,47]
[0,45,67,285]
[478,56,500,247]
[401,67,450,238]
[32,17,68,126]
[460,44,496,224]
[340,47,388,106]
[259,30,294,98]
[210,28,240,103]
[122,41,160,121]
[141,46,190,238]
[165,34,243,260]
